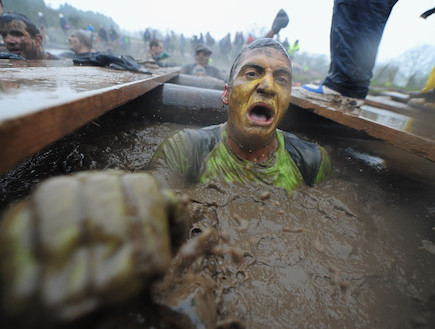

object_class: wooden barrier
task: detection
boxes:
[0,61,179,175]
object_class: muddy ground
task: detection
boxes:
[1,107,434,329]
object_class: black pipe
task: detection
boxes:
[168,74,226,91]
[129,83,228,125]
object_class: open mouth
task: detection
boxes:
[9,49,22,55]
[247,104,274,125]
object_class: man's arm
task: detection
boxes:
[0,171,191,328]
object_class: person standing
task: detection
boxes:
[59,13,69,35]
[0,1,6,52]
[302,0,398,106]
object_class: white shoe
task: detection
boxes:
[301,84,364,107]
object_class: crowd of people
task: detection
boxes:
[0,10,275,79]
[0,2,298,85]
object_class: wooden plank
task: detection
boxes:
[0,61,180,175]
[378,91,410,103]
[291,87,435,162]
[364,95,417,114]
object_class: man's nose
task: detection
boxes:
[257,74,275,95]
[4,34,15,44]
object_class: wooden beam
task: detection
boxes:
[291,87,435,163]
[0,63,179,175]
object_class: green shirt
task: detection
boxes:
[153,123,331,194]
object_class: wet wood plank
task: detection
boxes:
[364,95,415,114]
[291,87,435,163]
[0,60,180,175]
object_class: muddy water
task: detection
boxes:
[0,110,434,328]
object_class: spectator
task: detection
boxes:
[86,23,94,34]
[288,39,299,59]
[0,0,5,51]
[205,32,215,47]
[219,33,232,62]
[109,25,118,43]
[407,6,435,110]
[246,33,254,45]
[179,33,186,56]
[143,28,151,44]
[59,13,70,35]
[37,12,47,30]
[233,31,245,53]
[97,25,108,50]
[282,37,289,51]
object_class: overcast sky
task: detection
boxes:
[44,0,435,62]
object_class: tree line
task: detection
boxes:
[3,0,118,33]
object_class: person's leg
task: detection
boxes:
[323,0,398,99]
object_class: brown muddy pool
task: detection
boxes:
[1,110,434,329]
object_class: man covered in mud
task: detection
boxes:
[59,30,93,58]
[154,38,331,194]
[143,38,175,67]
[180,44,229,82]
[0,13,57,60]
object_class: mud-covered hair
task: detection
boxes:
[228,38,291,87]
[0,13,41,38]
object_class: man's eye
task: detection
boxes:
[276,76,289,84]
[246,71,258,78]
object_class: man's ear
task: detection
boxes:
[222,84,229,105]
[34,34,43,46]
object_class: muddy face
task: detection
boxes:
[226,47,292,150]
[195,51,211,67]
[0,20,44,59]
[68,34,81,53]
[151,41,164,57]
